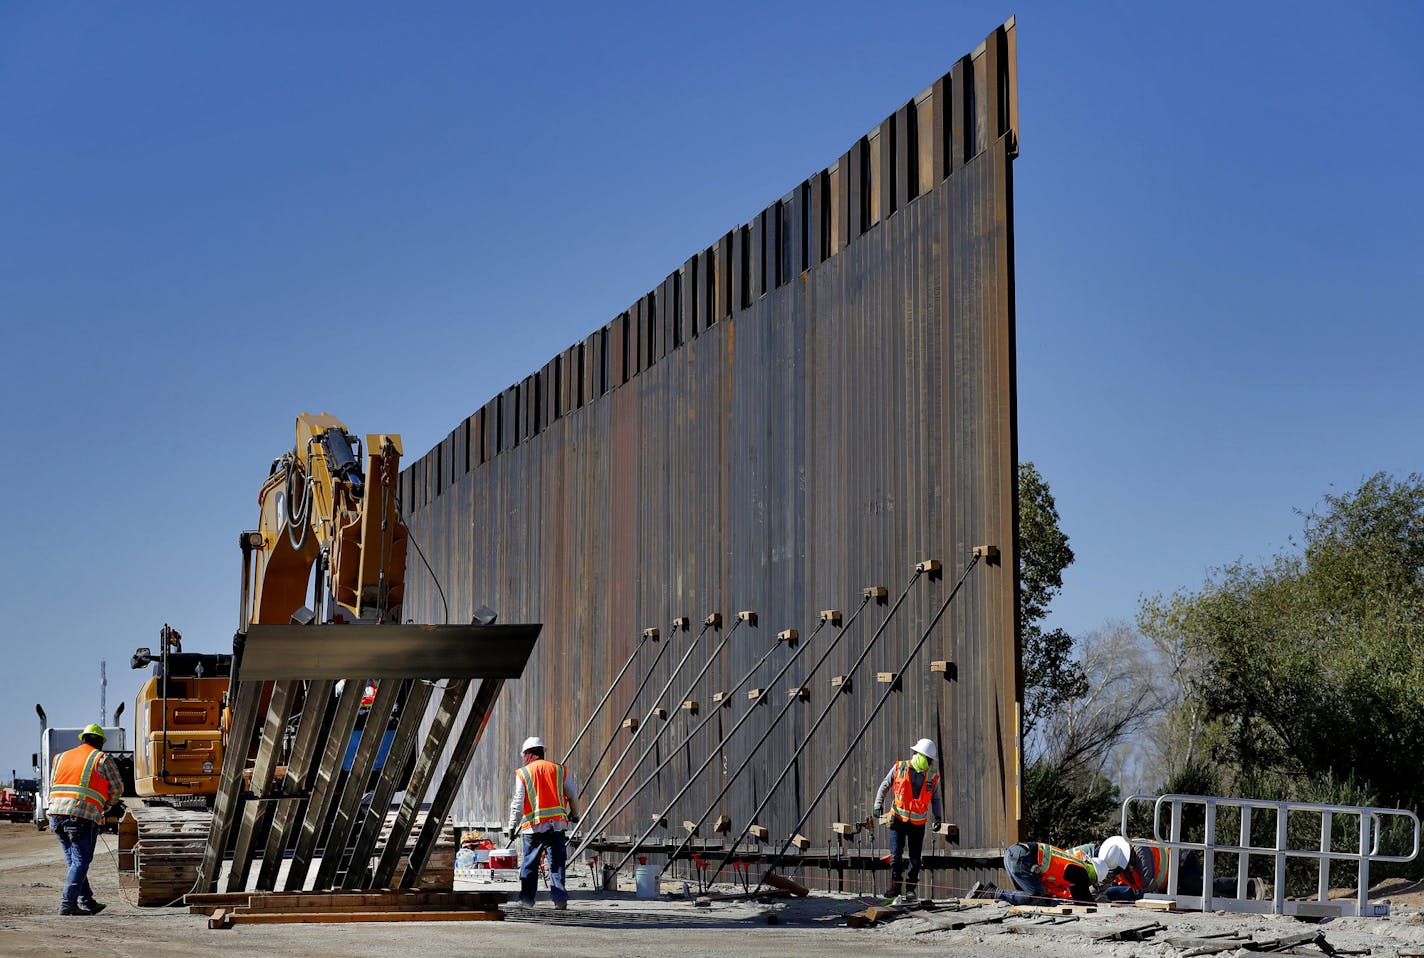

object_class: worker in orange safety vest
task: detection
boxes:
[505,736,579,910]
[972,837,1130,904]
[48,724,124,916]
[872,737,944,904]
[1104,837,1269,902]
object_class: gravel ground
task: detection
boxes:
[5,822,1424,958]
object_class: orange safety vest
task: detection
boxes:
[1034,843,1095,900]
[889,760,940,826]
[516,759,568,831]
[49,744,112,817]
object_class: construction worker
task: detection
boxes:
[47,724,124,916]
[505,735,579,910]
[1104,837,1269,902]
[973,837,1130,904]
[872,737,943,904]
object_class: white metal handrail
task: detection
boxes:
[1120,793,1420,917]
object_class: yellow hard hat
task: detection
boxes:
[80,724,106,744]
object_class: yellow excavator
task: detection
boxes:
[130,413,408,804]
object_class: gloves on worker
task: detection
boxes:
[931,820,942,831]
[872,805,883,818]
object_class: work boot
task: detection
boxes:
[78,899,106,916]
[892,892,918,906]
[57,904,85,916]
[966,881,997,900]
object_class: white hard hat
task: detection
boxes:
[520,736,545,753]
[1095,835,1131,876]
[911,738,938,762]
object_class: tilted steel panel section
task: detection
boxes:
[184,624,540,897]
[237,623,540,680]
[400,19,1019,888]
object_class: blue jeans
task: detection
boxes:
[998,842,1050,904]
[51,815,99,908]
[888,822,926,896]
[520,829,567,906]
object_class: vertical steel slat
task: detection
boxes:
[371,678,471,887]
[309,677,404,888]
[224,679,297,891]
[195,678,265,892]
[399,677,506,888]
[282,678,367,890]
[337,678,437,888]
[255,678,336,890]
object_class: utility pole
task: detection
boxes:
[100,659,107,727]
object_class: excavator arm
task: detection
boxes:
[248,413,408,627]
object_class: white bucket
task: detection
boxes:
[634,864,658,899]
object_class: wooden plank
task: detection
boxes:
[225,909,503,925]
[846,904,903,928]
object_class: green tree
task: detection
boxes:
[1018,461,1087,740]
[1018,462,1138,843]
[1138,472,1424,810]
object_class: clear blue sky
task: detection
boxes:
[2,2,1420,780]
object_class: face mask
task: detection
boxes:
[910,753,930,773]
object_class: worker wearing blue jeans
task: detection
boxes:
[506,736,579,910]
[51,815,102,914]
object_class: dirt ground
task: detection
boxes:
[5,822,1424,958]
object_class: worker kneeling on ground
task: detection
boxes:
[975,836,1130,904]
[48,724,124,916]
[1100,837,1270,902]
[872,737,943,905]
[505,736,580,910]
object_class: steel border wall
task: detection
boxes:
[401,18,1021,890]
